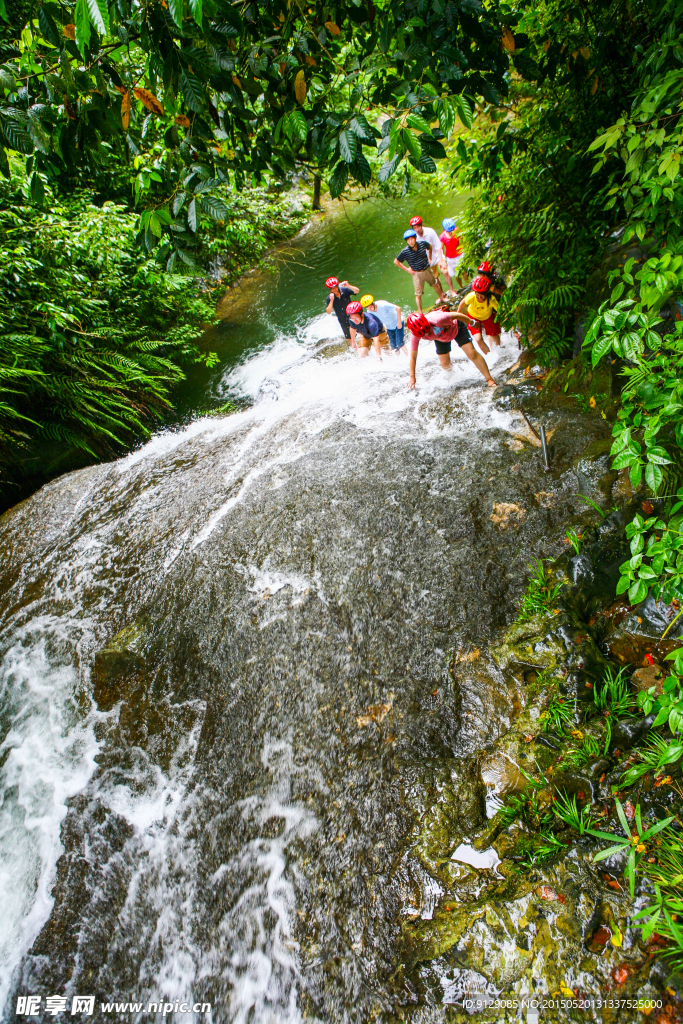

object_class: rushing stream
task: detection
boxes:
[0,190,607,1022]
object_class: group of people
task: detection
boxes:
[324,215,504,389]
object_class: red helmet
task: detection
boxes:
[407,312,431,337]
[409,216,422,227]
[472,275,491,293]
[478,262,492,273]
[326,276,339,289]
[346,301,362,316]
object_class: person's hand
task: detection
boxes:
[341,279,349,287]
[408,377,416,390]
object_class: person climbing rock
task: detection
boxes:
[409,215,443,291]
[360,294,405,355]
[477,261,506,298]
[325,276,360,346]
[440,218,465,295]
[346,301,390,361]
[394,230,446,313]
[458,275,502,350]
[406,310,496,390]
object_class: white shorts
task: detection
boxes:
[446,254,463,276]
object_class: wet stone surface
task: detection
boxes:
[0,337,672,1022]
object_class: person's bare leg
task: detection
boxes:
[359,344,369,358]
[431,278,446,301]
[489,331,501,347]
[443,270,454,294]
[461,341,496,385]
[437,353,453,372]
[415,291,423,314]
[472,331,489,356]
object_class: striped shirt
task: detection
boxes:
[396,239,430,271]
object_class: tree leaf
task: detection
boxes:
[187,197,197,231]
[454,94,473,129]
[294,69,306,104]
[351,151,371,186]
[286,109,307,143]
[74,0,91,54]
[181,69,205,112]
[38,7,62,47]
[502,26,515,52]
[339,128,357,163]
[647,445,672,465]
[328,160,348,198]
[121,91,131,129]
[85,0,108,36]
[417,153,437,174]
[30,171,45,204]
[168,0,183,28]
[188,0,202,28]
[591,331,613,366]
[645,461,663,494]
[406,113,433,136]
[199,194,228,220]
[438,99,455,138]
[134,88,164,116]
[402,128,422,161]
[325,20,340,35]
[379,154,401,182]
[629,579,648,604]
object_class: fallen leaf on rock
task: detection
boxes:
[535,491,556,508]
[612,965,629,984]
[655,775,672,788]
[537,885,565,902]
[560,986,576,999]
[642,501,655,514]
[455,648,480,663]
[625,801,635,820]
[491,502,526,529]
[611,924,623,947]
[357,702,391,727]
[589,925,612,949]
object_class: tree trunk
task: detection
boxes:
[312,173,321,210]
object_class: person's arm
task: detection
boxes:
[426,243,433,261]
[395,305,402,328]
[374,336,382,361]
[457,297,469,314]
[342,282,359,294]
[394,258,413,274]
[447,311,476,326]
[349,324,357,349]
[408,341,418,389]
[325,293,334,314]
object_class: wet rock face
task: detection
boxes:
[1,351,631,1021]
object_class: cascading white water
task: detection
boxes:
[0,313,521,1021]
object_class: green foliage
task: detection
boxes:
[620,732,683,787]
[565,528,581,555]
[552,791,595,835]
[517,559,565,621]
[0,168,306,488]
[593,666,636,720]
[560,734,601,769]
[541,694,573,735]
[588,799,674,899]
[634,839,683,970]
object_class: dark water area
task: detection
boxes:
[0,187,617,1022]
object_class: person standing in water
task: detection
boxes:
[440,218,465,295]
[457,274,502,350]
[325,277,360,346]
[346,301,390,361]
[406,310,496,390]
[360,294,405,355]
[394,230,446,313]
[409,215,443,292]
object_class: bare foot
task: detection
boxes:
[486,378,497,387]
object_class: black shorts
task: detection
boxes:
[435,339,451,355]
[455,321,471,348]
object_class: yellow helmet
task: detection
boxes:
[360,293,374,308]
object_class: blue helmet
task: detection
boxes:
[442,217,456,231]
[403,228,417,239]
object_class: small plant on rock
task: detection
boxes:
[542,694,574,734]
[561,734,602,768]
[588,799,674,898]
[620,733,683,787]
[518,559,565,622]
[552,790,595,835]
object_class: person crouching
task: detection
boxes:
[346,301,390,361]
[406,310,496,389]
